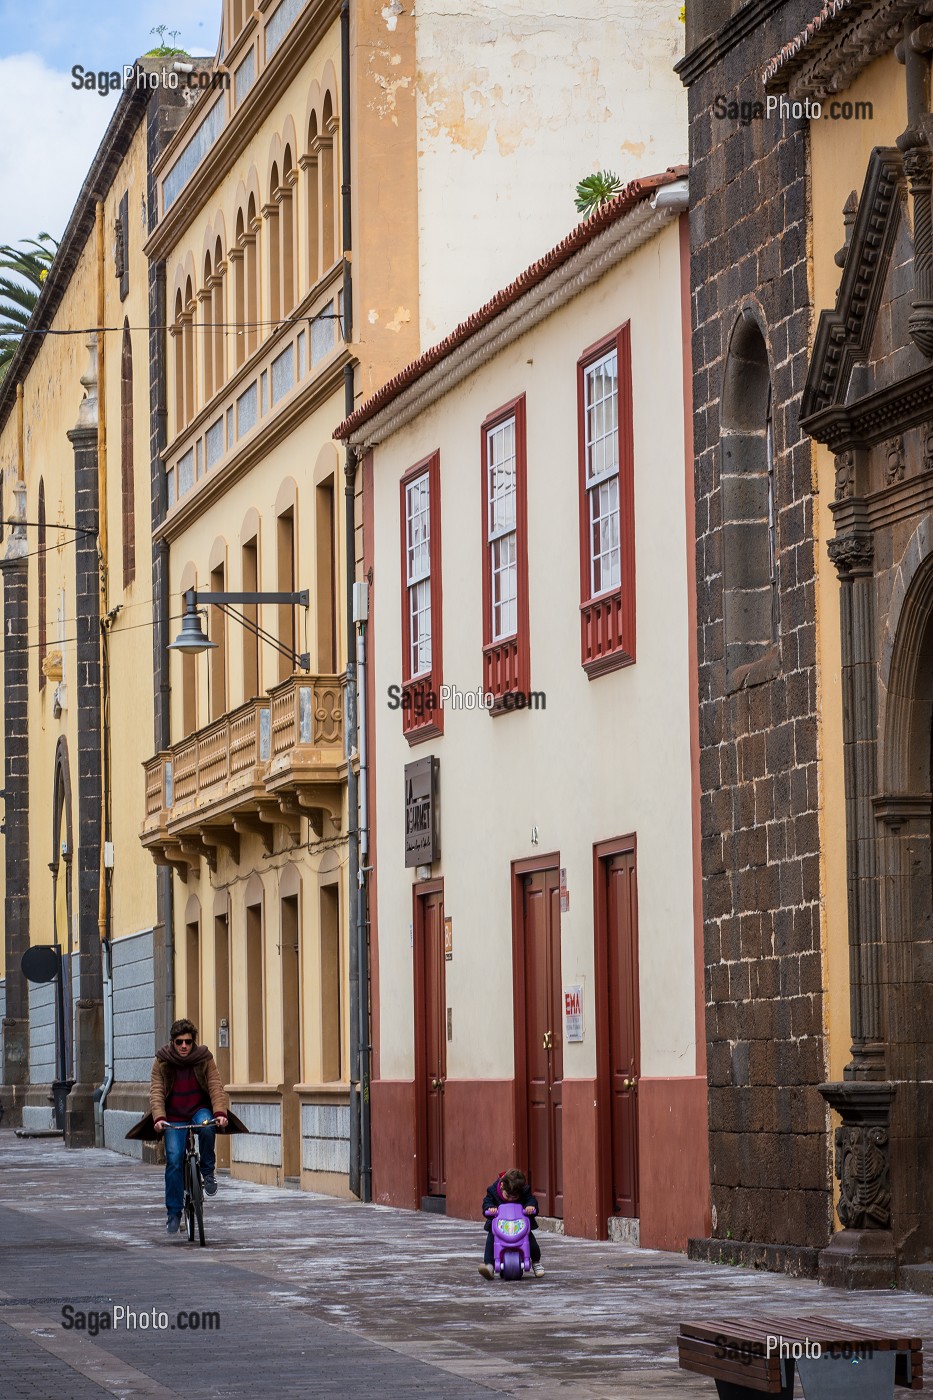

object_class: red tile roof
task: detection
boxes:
[762,0,856,87]
[334,166,688,442]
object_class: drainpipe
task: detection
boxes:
[340,0,367,1199]
[355,585,371,1202]
[345,412,360,1197]
[95,200,113,1147]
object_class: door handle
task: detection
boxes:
[431,1078,445,1091]
[622,1077,638,1090]
[543,1030,553,1050]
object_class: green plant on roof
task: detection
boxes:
[575,170,625,219]
[146,25,188,57]
[0,234,59,383]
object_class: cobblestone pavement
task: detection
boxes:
[1,1132,931,1399]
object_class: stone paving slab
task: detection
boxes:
[0,1132,931,1399]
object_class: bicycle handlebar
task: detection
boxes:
[159,1119,223,1129]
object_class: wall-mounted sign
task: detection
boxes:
[444,916,453,961]
[564,984,584,1042]
[404,756,440,868]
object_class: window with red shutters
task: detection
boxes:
[400,453,443,742]
[481,395,529,710]
[577,322,635,677]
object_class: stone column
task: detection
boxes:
[819,530,895,1288]
[0,483,30,1123]
[64,339,104,1148]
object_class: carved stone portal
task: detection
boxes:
[835,1123,891,1229]
[818,1081,896,1289]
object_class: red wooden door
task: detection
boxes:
[422,889,447,1197]
[606,850,640,1217]
[522,868,563,1217]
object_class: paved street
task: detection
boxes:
[0,1131,931,1399]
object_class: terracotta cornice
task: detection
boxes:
[145,0,342,260]
[156,350,351,542]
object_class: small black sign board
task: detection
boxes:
[21,944,61,984]
[404,756,439,868]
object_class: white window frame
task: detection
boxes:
[584,349,621,597]
[405,471,432,678]
[486,414,518,642]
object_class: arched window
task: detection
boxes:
[281,148,296,315]
[183,275,195,424]
[173,289,185,430]
[38,478,47,688]
[120,320,136,587]
[203,250,214,400]
[180,564,198,735]
[184,895,201,1031]
[234,209,247,369]
[213,235,225,391]
[246,194,259,356]
[267,161,281,328]
[210,541,228,720]
[320,93,336,270]
[241,510,260,701]
[306,113,320,284]
[245,875,266,1083]
[720,309,779,687]
[276,484,297,682]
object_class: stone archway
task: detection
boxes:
[874,546,933,1269]
[51,737,74,1078]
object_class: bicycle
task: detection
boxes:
[162,1119,219,1246]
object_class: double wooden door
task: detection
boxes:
[521,868,563,1218]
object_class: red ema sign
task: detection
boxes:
[565,989,582,1018]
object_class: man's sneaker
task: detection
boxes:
[166,1213,181,1235]
[202,1173,218,1196]
[478,1263,494,1280]
[531,1262,545,1278]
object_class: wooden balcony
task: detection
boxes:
[142,673,346,875]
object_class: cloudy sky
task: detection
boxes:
[0,0,221,251]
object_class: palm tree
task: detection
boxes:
[0,234,58,381]
[574,171,625,218]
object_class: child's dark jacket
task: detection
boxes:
[482,1175,539,1233]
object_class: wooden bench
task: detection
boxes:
[677,1316,923,1398]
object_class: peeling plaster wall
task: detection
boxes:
[411,0,688,342]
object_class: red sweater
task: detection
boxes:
[164,1067,212,1123]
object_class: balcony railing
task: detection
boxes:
[142,673,346,871]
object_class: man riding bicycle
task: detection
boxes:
[150,1019,229,1236]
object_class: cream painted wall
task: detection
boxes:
[166,390,347,735]
[0,116,158,965]
[413,0,688,343]
[0,234,96,956]
[371,220,697,1084]
[178,840,350,1089]
[809,54,907,1082]
[166,18,342,446]
[101,122,159,944]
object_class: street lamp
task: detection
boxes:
[169,588,311,670]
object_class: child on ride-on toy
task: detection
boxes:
[479,1168,544,1278]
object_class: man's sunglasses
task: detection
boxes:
[173,1037,194,1046]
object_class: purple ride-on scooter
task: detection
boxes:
[490,1201,533,1280]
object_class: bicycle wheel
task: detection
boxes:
[187,1154,205,1246]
